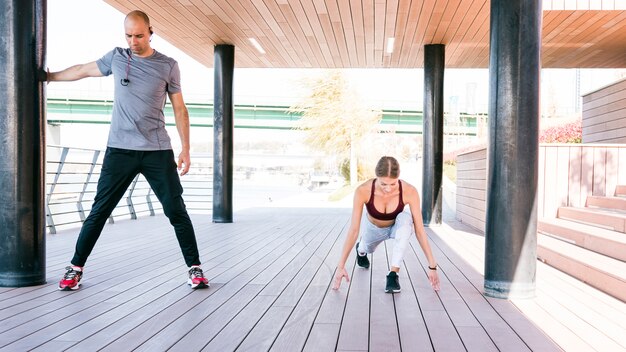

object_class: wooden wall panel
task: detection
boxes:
[583,79,626,103]
[557,147,571,209]
[568,146,583,208]
[584,98,626,120]
[606,147,620,197]
[456,148,487,233]
[585,128,626,143]
[593,147,607,196]
[583,78,626,143]
[456,187,485,200]
[584,112,626,133]
[620,148,626,187]
[543,147,559,217]
[458,145,626,233]
[581,146,594,203]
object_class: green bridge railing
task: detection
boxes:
[47,98,482,135]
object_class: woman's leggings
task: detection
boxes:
[357,210,414,268]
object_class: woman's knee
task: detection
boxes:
[395,211,414,227]
[359,231,388,253]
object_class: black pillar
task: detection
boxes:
[422,44,444,227]
[0,0,47,286]
[212,45,234,223]
[484,0,541,299]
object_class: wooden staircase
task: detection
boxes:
[537,185,626,302]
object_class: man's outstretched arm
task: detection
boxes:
[47,61,103,82]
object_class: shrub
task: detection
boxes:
[539,120,582,143]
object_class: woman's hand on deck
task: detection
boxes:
[332,266,350,290]
[428,270,440,291]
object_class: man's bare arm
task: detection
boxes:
[48,61,103,82]
[169,91,191,176]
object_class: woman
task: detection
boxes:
[332,156,440,292]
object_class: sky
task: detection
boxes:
[47,0,626,115]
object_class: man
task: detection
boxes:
[46,10,208,290]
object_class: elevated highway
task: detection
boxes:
[47,98,480,136]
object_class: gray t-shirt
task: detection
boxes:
[96,48,181,150]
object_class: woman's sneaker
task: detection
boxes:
[385,271,401,293]
[58,266,83,291]
[188,266,209,289]
[355,243,370,269]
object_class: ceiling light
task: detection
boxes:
[248,38,266,54]
[386,37,395,54]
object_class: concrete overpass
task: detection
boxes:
[46,98,480,134]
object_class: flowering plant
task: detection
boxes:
[539,120,582,143]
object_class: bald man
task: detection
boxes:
[47,10,209,290]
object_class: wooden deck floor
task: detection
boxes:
[0,207,624,351]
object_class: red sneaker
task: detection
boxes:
[188,266,209,289]
[59,266,83,291]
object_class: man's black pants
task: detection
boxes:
[70,147,201,267]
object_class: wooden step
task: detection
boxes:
[587,196,626,211]
[558,207,626,233]
[538,218,626,261]
[537,234,626,302]
[616,185,626,197]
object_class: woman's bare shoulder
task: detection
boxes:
[400,179,417,190]
[354,179,374,198]
[400,179,419,196]
[358,178,374,190]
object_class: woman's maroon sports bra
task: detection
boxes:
[365,180,404,221]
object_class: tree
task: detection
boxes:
[289,70,381,185]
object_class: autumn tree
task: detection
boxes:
[289,70,381,185]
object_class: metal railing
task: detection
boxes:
[46,145,212,234]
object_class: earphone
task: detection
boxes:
[121,52,131,86]
[121,26,153,86]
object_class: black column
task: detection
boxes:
[0,0,47,286]
[212,45,234,223]
[484,0,542,299]
[422,44,444,227]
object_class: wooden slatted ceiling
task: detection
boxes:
[104,0,626,68]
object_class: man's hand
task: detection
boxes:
[38,68,49,83]
[332,266,350,290]
[177,149,191,176]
